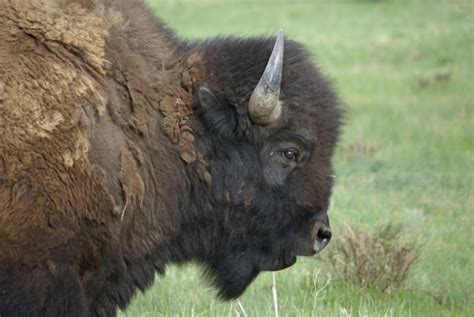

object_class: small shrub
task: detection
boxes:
[322,223,420,291]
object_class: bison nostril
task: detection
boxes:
[317,227,332,242]
[313,225,332,253]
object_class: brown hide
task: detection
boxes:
[0,0,203,313]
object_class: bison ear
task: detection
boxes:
[198,86,245,140]
[198,87,218,109]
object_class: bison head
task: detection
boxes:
[173,31,343,299]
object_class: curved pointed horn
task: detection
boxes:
[248,29,284,126]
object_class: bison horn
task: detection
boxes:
[248,29,284,126]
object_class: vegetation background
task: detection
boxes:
[120,0,473,316]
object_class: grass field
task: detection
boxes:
[120,1,473,316]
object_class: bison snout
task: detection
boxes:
[313,222,332,253]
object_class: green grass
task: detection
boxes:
[120,1,474,316]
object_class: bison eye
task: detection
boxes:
[282,148,299,162]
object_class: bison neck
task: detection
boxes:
[29,0,207,313]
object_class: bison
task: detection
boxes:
[0,0,343,315]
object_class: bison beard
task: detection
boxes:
[0,0,343,315]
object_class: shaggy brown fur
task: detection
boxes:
[0,0,200,314]
[0,0,343,315]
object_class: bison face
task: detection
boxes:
[183,32,342,299]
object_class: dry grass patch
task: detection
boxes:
[323,223,420,292]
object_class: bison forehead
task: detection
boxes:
[199,36,343,146]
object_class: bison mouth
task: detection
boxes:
[258,254,297,271]
[207,220,331,299]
